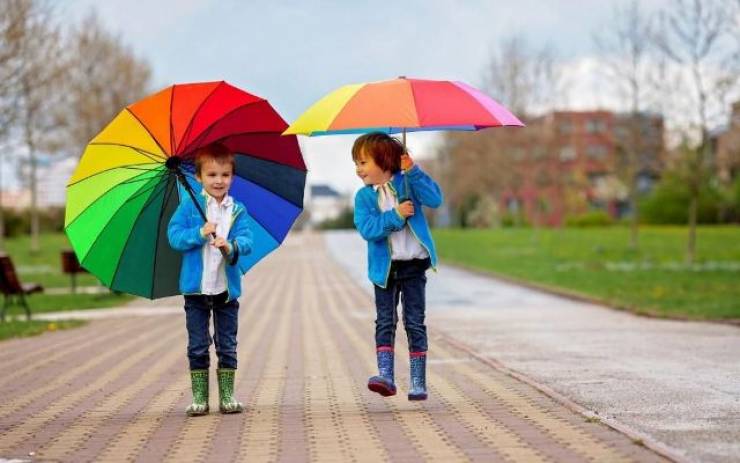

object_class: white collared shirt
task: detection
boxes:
[201,193,234,295]
[374,179,429,261]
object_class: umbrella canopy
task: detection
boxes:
[65,81,306,299]
[284,76,524,136]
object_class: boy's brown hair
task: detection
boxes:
[351,132,404,172]
[194,142,236,175]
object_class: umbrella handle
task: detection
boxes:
[174,170,229,259]
[400,128,411,204]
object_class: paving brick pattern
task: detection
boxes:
[0,233,669,462]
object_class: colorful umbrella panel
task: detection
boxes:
[65,81,306,299]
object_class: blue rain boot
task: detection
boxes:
[367,346,396,397]
[408,352,427,401]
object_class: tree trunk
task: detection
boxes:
[686,190,697,264]
[25,120,39,254]
[629,186,639,250]
[0,207,4,249]
[29,149,39,253]
[0,161,4,250]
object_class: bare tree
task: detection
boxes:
[436,35,562,227]
[654,0,740,263]
[0,0,30,248]
[593,0,656,250]
[57,12,152,158]
[14,0,67,253]
[485,34,562,118]
[435,131,493,226]
[0,3,23,136]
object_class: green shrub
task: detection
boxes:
[500,211,530,228]
[725,176,740,223]
[639,175,722,224]
[1,207,66,237]
[2,209,29,237]
[40,207,66,233]
[317,207,355,230]
[564,210,614,227]
[456,194,480,228]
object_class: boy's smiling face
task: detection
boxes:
[196,157,233,202]
[354,151,392,186]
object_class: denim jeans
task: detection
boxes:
[374,258,430,353]
[184,292,239,370]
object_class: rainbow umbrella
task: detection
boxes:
[284,76,523,198]
[65,81,306,299]
[284,76,524,136]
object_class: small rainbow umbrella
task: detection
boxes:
[285,76,523,136]
[65,81,306,299]
[284,76,523,197]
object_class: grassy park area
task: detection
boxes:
[434,226,740,321]
[0,319,86,341]
[0,233,134,340]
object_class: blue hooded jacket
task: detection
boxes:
[353,164,443,288]
[167,191,253,302]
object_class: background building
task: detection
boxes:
[714,101,740,184]
[1,156,76,210]
[497,110,665,225]
[306,184,350,227]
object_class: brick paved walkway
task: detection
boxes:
[0,233,669,462]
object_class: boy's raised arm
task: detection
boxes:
[406,165,443,208]
[167,202,208,251]
[354,190,406,242]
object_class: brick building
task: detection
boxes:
[713,101,740,183]
[498,110,665,225]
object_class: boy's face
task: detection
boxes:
[354,150,391,186]
[196,157,233,201]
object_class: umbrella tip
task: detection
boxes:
[398,75,407,79]
[165,156,182,170]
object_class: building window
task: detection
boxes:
[586,119,606,133]
[615,125,629,138]
[559,146,576,161]
[637,174,655,193]
[639,152,655,164]
[535,170,552,186]
[532,146,547,159]
[559,122,573,134]
[588,172,607,183]
[586,144,608,159]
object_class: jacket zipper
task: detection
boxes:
[224,206,244,301]
[378,182,437,282]
[197,197,243,299]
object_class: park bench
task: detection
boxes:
[61,249,87,294]
[0,253,43,322]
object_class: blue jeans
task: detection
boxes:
[184,292,239,370]
[374,258,430,353]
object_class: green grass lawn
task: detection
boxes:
[433,226,740,321]
[0,233,135,314]
[0,319,87,342]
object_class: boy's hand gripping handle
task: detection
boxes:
[173,168,229,259]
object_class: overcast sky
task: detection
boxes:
[5,0,677,196]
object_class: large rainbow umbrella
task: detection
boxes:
[65,81,306,299]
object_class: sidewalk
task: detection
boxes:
[0,232,666,462]
[326,230,740,463]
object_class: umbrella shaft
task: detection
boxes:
[174,170,228,258]
[401,128,409,202]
